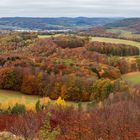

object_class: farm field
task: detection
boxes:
[107,28,140,39]
[122,72,140,84]
[38,34,63,38]
[91,37,140,48]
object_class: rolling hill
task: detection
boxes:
[105,18,140,33]
[0,17,121,30]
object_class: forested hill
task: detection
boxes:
[105,18,140,33]
[0,17,121,30]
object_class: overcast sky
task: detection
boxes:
[0,0,140,17]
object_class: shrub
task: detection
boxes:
[36,100,42,112]
[7,112,46,140]
[56,97,66,106]
[11,103,26,115]
[40,97,51,108]
[39,113,60,140]
[36,98,51,112]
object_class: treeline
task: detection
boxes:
[0,66,126,102]
[86,41,140,56]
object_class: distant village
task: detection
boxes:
[0,28,73,36]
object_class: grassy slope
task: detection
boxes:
[107,28,140,39]
[0,90,39,104]
[122,72,140,84]
[38,34,62,39]
[0,90,91,109]
[91,37,140,48]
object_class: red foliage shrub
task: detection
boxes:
[0,115,16,131]
[0,91,139,140]
[6,112,46,140]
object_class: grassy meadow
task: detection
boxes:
[0,90,91,110]
[91,37,140,48]
[38,34,63,38]
[122,72,140,85]
[0,90,39,104]
[107,28,140,39]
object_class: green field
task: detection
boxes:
[0,90,92,109]
[38,34,63,38]
[91,37,140,48]
[0,90,39,104]
[122,72,140,85]
[107,28,140,39]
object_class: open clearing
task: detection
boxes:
[91,37,140,49]
[0,90,39,104]
[0,90,91,109]
[107,28,140,39]
[38,34,62,38]
[122,72,140,85]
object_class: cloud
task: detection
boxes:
[0,0,139,17]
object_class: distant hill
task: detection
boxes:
[0,17,121,30]
[105,18,140,33]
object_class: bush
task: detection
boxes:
[39,113,60,140]
[11,103,26,115]
[35,100,42,112]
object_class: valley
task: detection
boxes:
[0,17,140,140]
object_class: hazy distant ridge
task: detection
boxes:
[0,17,122,30]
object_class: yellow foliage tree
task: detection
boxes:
[56,97,66,106]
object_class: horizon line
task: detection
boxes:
[0,16,138,18]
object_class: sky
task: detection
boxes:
[0,0,140,17]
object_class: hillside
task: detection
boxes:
[105,18,140,33]
[0,31,140,140]
[0,17,121,30]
